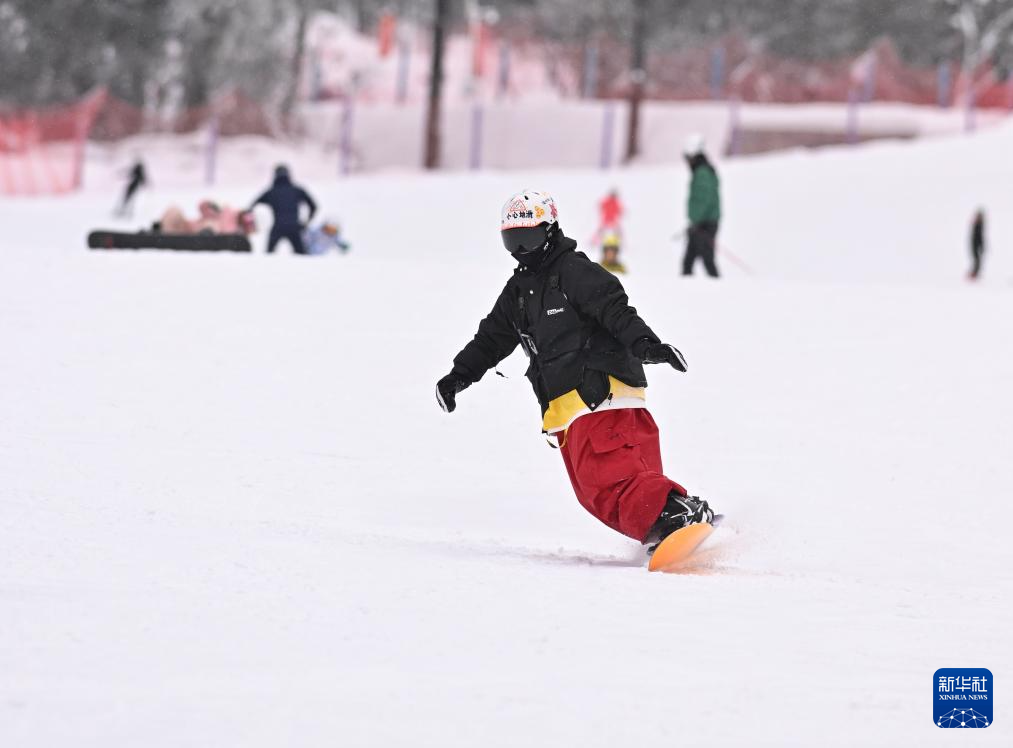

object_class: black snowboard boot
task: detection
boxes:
[643,490,715,552]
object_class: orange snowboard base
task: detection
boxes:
[647,522,716,572]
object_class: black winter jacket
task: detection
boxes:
[252,175,317,228]
[451,233,660,415]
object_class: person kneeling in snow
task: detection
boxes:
[436,190,715,550]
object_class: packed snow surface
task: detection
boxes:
[2,123,1012,746]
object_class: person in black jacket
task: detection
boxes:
[436,190,716,550]
[250,165,317,254]
[969,209,986,280]
[116,159,147,218]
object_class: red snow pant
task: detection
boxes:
[557,408,686,542]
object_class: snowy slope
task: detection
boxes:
[2,125,1012,746]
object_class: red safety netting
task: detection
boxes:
[0,88,275,195]
[90,89,275,141]
[582,35,1013,109]
[0,89,106,196]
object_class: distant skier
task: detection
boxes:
[969,209,986,280]
[681,134,720,278]
[599,231,627,275]
[436,190,715,550]
[596,188,624,238]
[116,160,147,218]
[249,165,317,254]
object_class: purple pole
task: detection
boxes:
[938,62,952,108]
[205,114,219,186]
[497,41,511,99]
[726,96,741,156]
[310,49,323,102]
[339,94,355,176]
[396,37,411,105]
[469,101,484,170]
[583,42,599,100]
[710,46,725,100]
[965,86,977,133]
[846,89,859,145]
[599,103,615,169]
[862,58,878,103]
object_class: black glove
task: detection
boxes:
[633,338,688,372]
[436,373,471,413]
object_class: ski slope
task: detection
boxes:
[2,125,1012,746]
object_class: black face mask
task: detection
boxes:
[502,223,552,262]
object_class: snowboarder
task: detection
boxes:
[682,134,720,278]
[435,190,715,550]
[116,160,147,218]
[599,231,627,275]
[969,209,986,280]
[249,165,317,254]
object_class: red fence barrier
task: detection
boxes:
[0,89,106,196]
[0,88,276,195]
[90,90,275,141]
[585,36,1010,109]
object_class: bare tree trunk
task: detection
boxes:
[352,0,371,33]
[624,0,648,164]
[282,2,310,130]
[424,0,449,170]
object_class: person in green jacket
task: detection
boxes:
[682,134,721,277]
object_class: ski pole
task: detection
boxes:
[672,230,756,276]
[716,243,756,276]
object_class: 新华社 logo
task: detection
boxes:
[934,668,992,728]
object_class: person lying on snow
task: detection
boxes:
[156,200,255,235]
[436,190,715,551]
[303,220,350,255]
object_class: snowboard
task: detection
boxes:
[88,231,252,252]
[648,521,718,573]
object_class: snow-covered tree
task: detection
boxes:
[948,0,1013,92]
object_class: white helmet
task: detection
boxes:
[683,133,705,157]
[500,189,558,231]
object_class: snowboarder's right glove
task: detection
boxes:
[436,373,471,413]
[633,339,688,372]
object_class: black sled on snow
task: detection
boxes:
[87,230,252,253]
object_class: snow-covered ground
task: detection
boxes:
[2,121,1012,746]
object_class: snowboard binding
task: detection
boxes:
[643,491,715,554]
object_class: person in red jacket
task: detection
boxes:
[599,188,623,231]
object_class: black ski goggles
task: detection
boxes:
[502,223,550,255]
